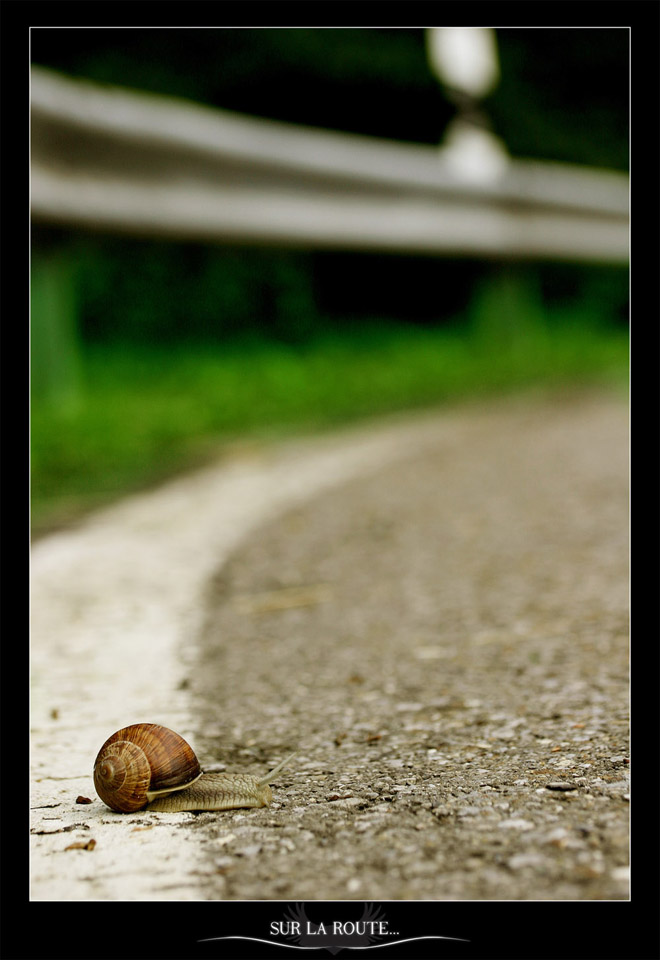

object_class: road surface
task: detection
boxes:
[30,386,629,902]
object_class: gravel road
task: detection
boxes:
[30,386,629,904]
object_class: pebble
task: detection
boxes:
[236,844,262,857]
[546,782,578,791]
[605,780,630,794]
[212,833,236,847]
[331,797,365,810]
[354,816,387,833]
[507,852,546,870]
[543,827,570,845]
[498,818,535,831]
[552,757,575,769]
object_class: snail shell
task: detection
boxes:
[93,722,295,813]
[93,723,203,812]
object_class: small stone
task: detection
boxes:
[544,827,570,846]
[354,820,373,833]
[508,852,545,870]
[553,757,574,769]
[546,781,578,791]
[236,844,261,857]
[213,833,236,846]
[605,780,630,794]
[64,838,96,851]
[576,863,605,879]
[493,729,517,740]
[75,796,93,804]
[498,818,534,831]
[329,796,364,810]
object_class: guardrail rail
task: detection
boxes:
[31,66,629,263]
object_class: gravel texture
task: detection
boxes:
[30,387,629,902]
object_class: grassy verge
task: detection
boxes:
[31,316,628,537]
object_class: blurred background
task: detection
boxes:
[30,28,629,538]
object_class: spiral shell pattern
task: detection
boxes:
[93,723,203,812]
[94,739,151,812]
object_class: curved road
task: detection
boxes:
[30,387,628,902]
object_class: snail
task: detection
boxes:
[93,722,296,813]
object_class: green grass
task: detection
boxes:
[31,315,628,537]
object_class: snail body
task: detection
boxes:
[93,722,295,813]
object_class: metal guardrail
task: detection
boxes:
[30,66,629,263]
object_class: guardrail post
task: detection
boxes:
[426,27,510,181]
